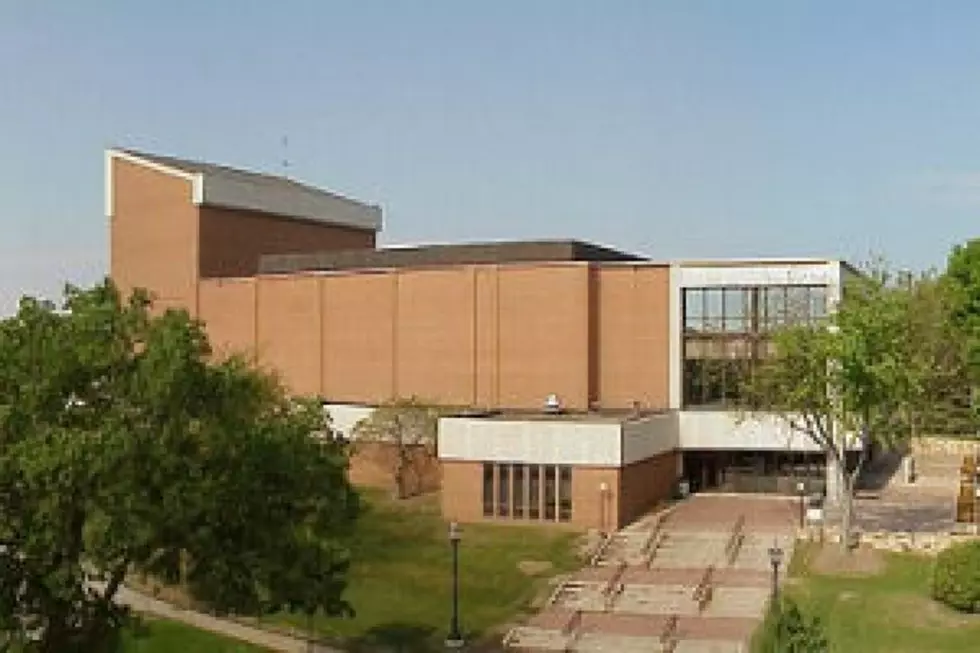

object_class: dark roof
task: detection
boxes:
[259,240,647,274]
[117,148,373,208]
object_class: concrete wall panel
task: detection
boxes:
[438,417,622,466]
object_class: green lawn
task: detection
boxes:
[270,490,580,652]
[122,618,268,652]
[778,544,980,652]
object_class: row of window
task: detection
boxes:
[482,463,572,522]
[681,285,828,407]
[683,285,828,333]
[683,358,753,408]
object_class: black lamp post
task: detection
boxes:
[768,543,784,609]
[796,481,806,529]
[446,521,464,649]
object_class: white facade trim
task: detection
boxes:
[322,402,375,440]
[675,262,842,288]
[438,417,624,467]
[679,411,827,451]
[106,149,201,217]
[667,265,681,409]
[104,150,113,217]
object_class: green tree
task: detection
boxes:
[745,267,963,547]
[352,397,441,500]
[0,281,359,652]
[944,238,980,425]
[754,596,829,653]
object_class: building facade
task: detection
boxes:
[107,148,861,531]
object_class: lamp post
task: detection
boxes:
[768,543,784,609]
[446,521,464,649]
[796,481,806,529]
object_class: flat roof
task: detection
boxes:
[673,257,862,276]
[259,239,647,274]
[443,407,670,424]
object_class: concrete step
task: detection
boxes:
[504,627,569,651]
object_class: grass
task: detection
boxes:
[269,489,580,652]
[122,618,268,652]
[775,543,980,652]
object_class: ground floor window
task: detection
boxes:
[481,462,572,523]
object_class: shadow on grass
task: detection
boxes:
[345,622,437,653]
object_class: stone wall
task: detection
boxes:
[811,525,980,556]
[911,437,980,457]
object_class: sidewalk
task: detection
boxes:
[99,582,341,652]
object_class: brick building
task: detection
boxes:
[107,148,861,531]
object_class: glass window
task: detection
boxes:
[721,360,751,407]
[703,289,724,331]
[809,286,828,321]
[785,286,810,324]
[558,467,572,522]
[528,466,541,519]
[723,288,749,332]
[683,289,705,331]
[701,358,726,407]
[683,358,704,407]
[513,465,525,519]
[544,467,557,520]
[764,287,787,329]
[497,464,510,518]
[482,463,494,517]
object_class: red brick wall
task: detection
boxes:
[110,158,199,314]
[618,451,677,526]
[199,206,375,278]
[255,275,322,396]
[594,265,671,410]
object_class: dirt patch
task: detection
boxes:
[518,560,554,576]
[812,545,885,577]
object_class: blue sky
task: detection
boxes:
[1,2,979,314]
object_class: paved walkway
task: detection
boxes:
[95,582,339,652]
[505,495,795,652]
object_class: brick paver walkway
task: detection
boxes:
[505,495,796,652]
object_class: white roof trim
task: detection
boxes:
[105,149,201,217]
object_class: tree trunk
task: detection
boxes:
[840,475,854,552]
[393,455,406,500]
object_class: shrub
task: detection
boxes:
[932,540,980,612]
[754,596,829,653]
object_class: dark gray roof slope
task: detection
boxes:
[117,148,377,209]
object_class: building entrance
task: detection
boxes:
[683,450,828,496]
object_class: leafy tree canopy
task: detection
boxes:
[352,397,441,499]
[944,238,980,385]
[744,265,971,545]
[0,281,359,652]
